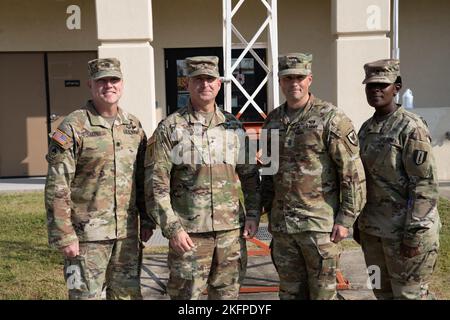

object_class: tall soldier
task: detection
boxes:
[145,56,261,300]
[261,53,366,300]
[356,59,440,299]
[45,58,155,299]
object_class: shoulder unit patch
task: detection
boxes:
[413,149,428,165]
[346,130,358,146]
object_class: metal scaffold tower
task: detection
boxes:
[222,0,279,122]
[221,1,351,293]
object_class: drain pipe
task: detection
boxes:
[392,0,400,103]
[392,0,399,59]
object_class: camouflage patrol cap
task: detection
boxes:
[363,59,400,84]
[278,53,312,77]
[88,58,123,80]
[185,56,220,78]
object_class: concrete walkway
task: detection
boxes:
[140,239,376,300]
[142,224,376,300]
[0,177,46,193]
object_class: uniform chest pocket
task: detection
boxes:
[292,124,325,152]
[82,134,112,157]
[123,136,141,158]
[363,139,403,175]
[77,134,113,176]
[171,138,197,165]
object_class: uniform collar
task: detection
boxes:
[367,105,404,133]
[186,100,226,128]
[281,93,315,125]
[85,100,131,128]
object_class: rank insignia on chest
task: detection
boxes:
[284,137,294,148]
[413,150,428,165]
[346,130,358,146]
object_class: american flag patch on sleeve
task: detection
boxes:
[52,129,72,148]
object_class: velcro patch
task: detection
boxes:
[46,145,58,163]
[52,129,72,149]
[144,134,156,167]
[405,139,432,178]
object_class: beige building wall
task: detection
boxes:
[399,0,450,109]
[332,0,391,129]
[96,0,156,135]
[1,0,449,179]
[278,0,334,105]
[399,0,450,181]
[0,0,98,51]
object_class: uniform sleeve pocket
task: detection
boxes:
[366,141,402,176]
[404,140,433,178]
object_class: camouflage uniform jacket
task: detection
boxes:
[358,106,440,247]
[45,100,154,249]
[261,94,366,234]
[145,103,261,239]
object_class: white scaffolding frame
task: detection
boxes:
[222,0,279,120]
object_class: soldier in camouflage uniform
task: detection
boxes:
[145,56,261,300]
[261,53,366,300]
[356,59,440,300]
[45,58,155,300]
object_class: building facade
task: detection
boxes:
[1,0,449,179]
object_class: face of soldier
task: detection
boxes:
[188,75,222,109]
[365,82,400,110]
[88,77,123,106]
[279,74,312,107]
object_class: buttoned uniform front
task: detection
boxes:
[262,95,366,234]
[45,100,153,299]
[46,100,149,246]
[145,102,261,299]
[146,102,260,239]
[358,107,439,244]
[358,106,440,299]
[261,94,366,300]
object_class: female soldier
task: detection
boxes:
[356,59,440,300]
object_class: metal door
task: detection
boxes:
[47,51,97,133]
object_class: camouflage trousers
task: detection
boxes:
[271,231,340,300]
[360,228,439,300]
[167,228,247,300]
[63,236,143,300]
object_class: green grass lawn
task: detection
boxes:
[431,197,450,299]
[0,192,66,299]
[0,191,449,299]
